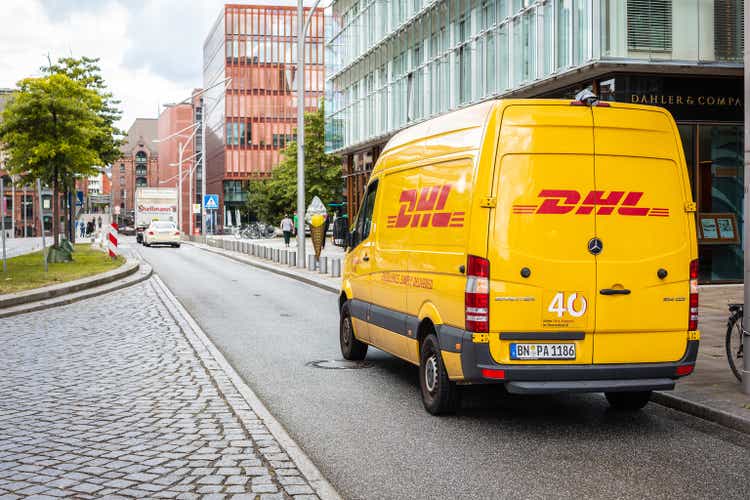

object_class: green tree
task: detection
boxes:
[246,105,342,224]
[42,56,124,165]
[0,74,102,249]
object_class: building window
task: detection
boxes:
[135,151,147,165]
[714,0,744,61]
[119,176,125,185]
[136,177,147,188]
[627,0,672,52]
[119,163,125,173]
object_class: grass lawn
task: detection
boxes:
[0,244,125,294]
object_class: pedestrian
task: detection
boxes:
[79,220,85,237]
[292,211,298,237]
[86,220,94,236]
[280,214,293,247]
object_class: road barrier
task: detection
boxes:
[108,223,119,258]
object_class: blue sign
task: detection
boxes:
[204,194,219,210]
[76,191,84,207]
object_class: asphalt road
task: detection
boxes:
[135,239,750,500]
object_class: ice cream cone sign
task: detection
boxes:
[311,214,326,258]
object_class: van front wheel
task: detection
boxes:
[420,333,459,415]
[605,391,652,411]
[340,302,368,360]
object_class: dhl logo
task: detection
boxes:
[513,190,669,217]
[387,184,465,228]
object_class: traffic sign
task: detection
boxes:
[192,203,201,214]
[76,191,84,207]
[204,194,219,210]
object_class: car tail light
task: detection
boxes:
[675,364,694,376]
[148,231,154,235]
[465,255,490,332]
[174,231,180,236]
[689,259,698,331]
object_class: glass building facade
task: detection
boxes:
[203,5,325,227]
[325,0,744,283]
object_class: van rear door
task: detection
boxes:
[488,104,596,365]
[592,105,693,364]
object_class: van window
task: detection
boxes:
[353,181,378,247]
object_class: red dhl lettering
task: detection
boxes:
[512,190,669,217]
[387,184,464,228]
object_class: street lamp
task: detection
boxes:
[154,122,200,233]
[295,0,327,266]
[166,150,203,235]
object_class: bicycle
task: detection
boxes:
[726,303,745,382]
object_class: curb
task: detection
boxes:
[651,391,750,435]
[151,275,342,500]
[188,242,750,436]
[185,242,339,294]
[0,260,153,319]
[0,257,139,309]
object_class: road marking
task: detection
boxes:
[151,275,342,500]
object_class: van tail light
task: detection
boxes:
[148,231,154,235]
[689,259,699,331]
[174,231,180,236]
[675,364,694,377]
[465,255,490,333]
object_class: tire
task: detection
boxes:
[339,302,368,360]
[605,391,652,411]
[173,243,181,248]
[726,312,744,382]
[419,333,459,415]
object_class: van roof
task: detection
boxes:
[373,98,675,176]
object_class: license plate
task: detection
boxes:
[510,343,576,360]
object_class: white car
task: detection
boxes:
[143,221,181,247]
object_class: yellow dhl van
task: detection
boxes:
[337,97,699,415]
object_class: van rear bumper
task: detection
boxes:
[504,378,675,394]
[441,326,699,392]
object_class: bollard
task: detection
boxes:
[273,249,279,263]
[252,244,257,256]
[308,254,316,270]
[281,250,287,265]
[319,256,328,274]
[264,247,270,259]
[331,258,341,277]
[244,242,250,254]
[290,251,297,267]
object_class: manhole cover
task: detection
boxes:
[306,360,373,370]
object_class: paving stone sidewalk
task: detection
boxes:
[0,281,320,499]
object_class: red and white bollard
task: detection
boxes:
[108,223,119,259]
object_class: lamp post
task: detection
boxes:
[296,0,325,266]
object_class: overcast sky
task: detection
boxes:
[0,0,317,133]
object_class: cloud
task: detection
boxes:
[1,0,323,136]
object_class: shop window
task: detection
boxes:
[696,125,744,282]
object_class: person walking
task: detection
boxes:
[280,214,293,247]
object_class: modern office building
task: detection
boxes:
[203,3,325,228]
[325,0,744,283]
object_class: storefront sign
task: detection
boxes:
[611,76,743,122]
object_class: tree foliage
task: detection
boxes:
[0,73,106,247]
[42,56,124,165]
[246,105,342,224]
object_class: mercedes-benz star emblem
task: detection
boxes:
[588,237,603,255]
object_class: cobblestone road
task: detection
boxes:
[0,280,320,499]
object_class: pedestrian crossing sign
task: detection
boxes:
[204,194,219,210]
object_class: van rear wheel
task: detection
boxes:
[419,333,459,415]
[340,302,367,360]
[605,391,652,411]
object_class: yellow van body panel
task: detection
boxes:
[342,98,698,392]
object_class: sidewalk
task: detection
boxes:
[187,237,750,432]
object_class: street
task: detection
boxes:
[135,240,750,499]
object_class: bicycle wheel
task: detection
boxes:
[726,311,744,382]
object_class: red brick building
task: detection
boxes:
[112,119,159,224]
[202,3,325,229]
[157,103,196,234]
